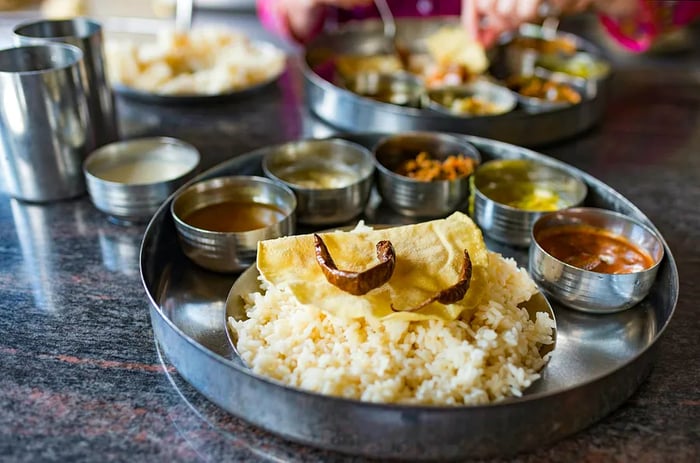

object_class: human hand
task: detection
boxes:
[276,0,374,43]
[462,0,594,47]
[462,0,604,48]
[313,0,373,8]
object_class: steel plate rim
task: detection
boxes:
[140,133,678,413]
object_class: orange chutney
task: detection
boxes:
[536,225,655,274]
[183,200,286,233]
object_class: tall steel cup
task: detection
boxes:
[14,18,118,147]
[0,44,93,202]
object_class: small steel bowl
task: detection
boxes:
[84,137,200,224]
[171,176,296,273]
[529,207,665,313]
[262,138,374,226]
[342,71,425,108]
[426,79,517,117]
[506,71,588,113]
[536,51,611,81]
[373,132,481,218]
[471,159,587,247]
[500,23,579,76]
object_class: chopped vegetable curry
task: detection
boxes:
[396,151,477,181]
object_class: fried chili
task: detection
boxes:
[314,234,396,295]
[391,249,472,312]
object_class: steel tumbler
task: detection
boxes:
[0,44,93,202]
[14,18,118,147]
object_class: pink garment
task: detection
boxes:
[333,0,461,22]
[258,0,700,52]
[257,0,460,43]
[599,0,700,52]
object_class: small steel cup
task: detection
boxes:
[374,132,481,217]
[262,138,375,225]
[84,137,200,224]
[471,159,588,247]
[14,18,118,147]
[343,71,425,108]
[172,176,297,273]
[426,80,517,117]
[536,51,611,81]
[0,44,92,202]
[529,208,665,313]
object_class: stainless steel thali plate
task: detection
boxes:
[140,133,677,460]
[302,19,610,146]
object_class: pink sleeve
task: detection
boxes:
[599,0,700,53]
[257,0,293,41]
[257,0,327,44]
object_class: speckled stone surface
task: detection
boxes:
[0,11,698,463]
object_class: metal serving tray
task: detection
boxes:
[140,133,677,460]
[302,19,609,147]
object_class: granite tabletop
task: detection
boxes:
[0,10,698,463]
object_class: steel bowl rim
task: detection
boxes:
[83,136,201,187]
[535,50,612,82]
[425,82,518,118]
[13,16,102,40]
[261,138,376,193]
[340,70,425,94]
[373,131,482,185]
[530,206,666,278]
[170,175,297,238]
[0,42,85,75]
[472,158,588,213]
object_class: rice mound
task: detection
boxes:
[230,251,555,406]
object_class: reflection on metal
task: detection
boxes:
[155,339,304,463]
[98,224,142,276]
[11,199,87,312]
[141,134,678,460]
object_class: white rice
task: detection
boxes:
[229,251,555,406]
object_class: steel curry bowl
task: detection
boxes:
[373,131,481,218]
[529,207,664,313]
[171,175,296,273]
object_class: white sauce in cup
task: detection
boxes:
[90,143,198,185]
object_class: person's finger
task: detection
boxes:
[479,14,510,46]
[516,0,540,22]
[594,0,638,17]
[461,0,480,40]
[477,0,493,11]
[496,0,517,16]
[480,27,502,48]
[322,0,373,8]
[550,0,591,16]
[566,0,587,14]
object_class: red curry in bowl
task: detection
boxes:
[535,224,656,274]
